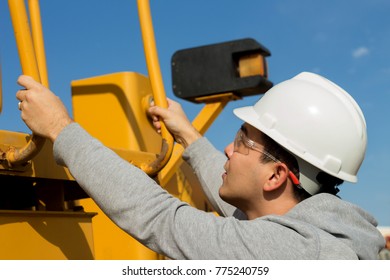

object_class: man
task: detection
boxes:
[16,72,385,259]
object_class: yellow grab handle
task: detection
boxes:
[6,0,46,166]
[28,0,49,88]
[137,0,174,175]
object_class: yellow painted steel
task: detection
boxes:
[6,0,45,166]
[72,72,162,154]
[0,210,95,260]
[28,0,49,87]
[0,130,73,180]
[74,199,159,260]
[137,0,174,176]
[8,0,40,81]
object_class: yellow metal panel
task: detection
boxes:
[79,199,159,260]
[0,210,95,259]
[71,72,161,153]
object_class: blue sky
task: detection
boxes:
[1,0,389,226]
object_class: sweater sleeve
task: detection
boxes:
[53,123,246,259]
[52,123,320,260]
[182,137,246,219]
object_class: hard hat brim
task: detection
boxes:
[233,106,264,134]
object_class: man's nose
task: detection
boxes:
[224,142,234,158]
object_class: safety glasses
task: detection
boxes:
[234,128,278,161]
[233,127,301,187]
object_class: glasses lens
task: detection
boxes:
[233,130,249,155]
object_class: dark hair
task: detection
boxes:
[259,132,343,201]
[316,172,343,196]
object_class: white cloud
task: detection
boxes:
[352,47,370,58]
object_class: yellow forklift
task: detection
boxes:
[0,0,272,259]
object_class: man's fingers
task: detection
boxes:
[16,89,28,101]
[16,75,39,102]
[17,75,38,90]
[148,105,166,119]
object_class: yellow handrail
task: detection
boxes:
[28,0,49,88]
[5,0,46,166]
[137,0,174,175]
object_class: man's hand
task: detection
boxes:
[148,98,201,148]
[16,75,73,142]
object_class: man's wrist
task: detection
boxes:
[49,118,74,143]
[178,128,202,148]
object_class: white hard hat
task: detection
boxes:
[233,72,367,195]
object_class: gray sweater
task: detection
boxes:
[54,123,385,259]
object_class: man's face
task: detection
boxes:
[219,123,274,210]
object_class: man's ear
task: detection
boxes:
[264,163,289,192]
